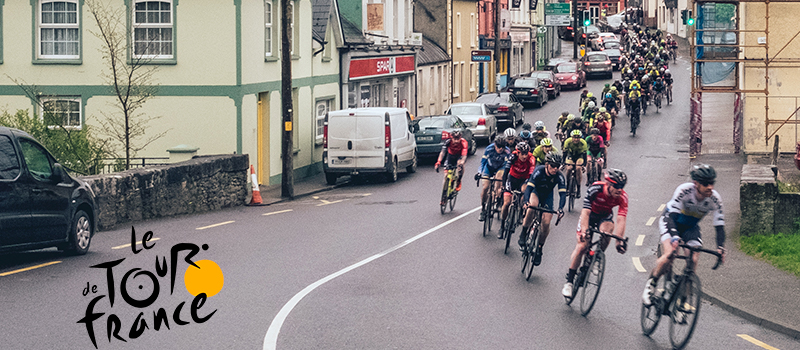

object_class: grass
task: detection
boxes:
[740,231,800,277]
[777,180,800,193]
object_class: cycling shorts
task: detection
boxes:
[443,153,461,168]
[658,216,703,247]
[504,175,526,194]
[576,212,614,233]
[587,148,603,158]
[483,166,504,178]
[565,153,586,165]
[529,190,555,211]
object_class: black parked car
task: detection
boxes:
[506,77,548,107]
[412,115,476,156]
[0,126,96,255]
[475,92,525,127]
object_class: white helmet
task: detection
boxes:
[534,121,545,130]
[587,101,596,108]
[665,69,671,74]
[504,128,517,138]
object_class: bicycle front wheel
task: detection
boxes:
[503,207,515,254]
[482,199,491,237]
[440,175,449,215]
[568,174,576,212]
[669,273,703,350]
[525,227,541,280]
[641,272,669,336]
[449,191,458,211]
[580,250,606,316]
[520,226,531,274]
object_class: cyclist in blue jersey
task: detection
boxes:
[518,153,567,265]
[476,136,511,222]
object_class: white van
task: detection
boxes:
[323,108,417,184]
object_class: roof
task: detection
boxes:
[417,36,450,66]
[341,17,371,46]
[311,0,331,43]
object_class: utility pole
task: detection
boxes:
[572,0,578,59]
[281,0,294,198]
[495,0,501,91]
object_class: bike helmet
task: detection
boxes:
[690,164,717,185]
[493,135,506,148]
[519,129,533,139]
[516,142,530,153]
[606,93,613,99]
[587,92,593,98]
[534,121,545,130]
[604,83,610,88]
[545,152,562,166]
[590,128,601,135]
[599,107,607,113]
[605,169,628,189]
[540,138,553,146]
[562,111,570,117]
[665,69,671,74]
[610,86,617,91]
[451,129,463,138]
[504,128,517,138]
[587,101,596,108]
[522,122,532,131]
[570,129,582,137]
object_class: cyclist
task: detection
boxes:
[652,76,666,105]
[532,121,550,146]
[518,153,567,265]
[628,86,642,123]
[585,128,607,183]
[556,111,571,143]
[563,130,588,197]
[663,69,674,102]
[476,135,512,222]
[532,137,557,165]
[594,113,612,147]
[498,142,536,239]
[519,128,537,150]
[503,127,518,150]
[642,164,726,305]
[435,129,469,195]
[601,83,611,98]
[562,169,629,298]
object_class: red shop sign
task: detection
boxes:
[349,55,415,79]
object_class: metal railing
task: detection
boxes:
[98,157,170,174]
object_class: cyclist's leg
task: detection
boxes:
[521,192,541,230]
[575,156,585,192]
[598,218,615,251]
[538,193,556,246]
[480,177,490,206]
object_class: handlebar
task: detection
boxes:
[476,176,502,187]
[674,243,724,270]
[586,226,628,252]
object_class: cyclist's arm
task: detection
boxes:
[715,225,726,248]
[557,172,567,210]
[457,139,469,165]
[501,153,517,184]
[437,139,451,164]
[614,192,629,238]
[479,147,490,175]
[523,172,537,203]
[712,192,726,247]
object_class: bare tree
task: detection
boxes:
[87,0,167,170]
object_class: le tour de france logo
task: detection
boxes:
[78,227,224,349]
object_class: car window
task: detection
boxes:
[0,135,21,180]
[417,117,449,129]
[476,94,501,104]
[513,79,540,88]
[588,54,607,62]
[509,94,518,102]
[448,105,483,115]
[556,64,577,73]
[604,41,620,49]
[18,138,53,181]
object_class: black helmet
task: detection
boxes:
[590,128,600,135]
[522,122,532,131]
[690,164,717,185]
[493,135,506,148]
[605,169,627,189]
[451,129,463,138]
[516,142,530,153]
[545,152,562,167]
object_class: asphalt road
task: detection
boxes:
[1,52,798,350]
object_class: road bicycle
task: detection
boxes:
[666,84,673,105]
[641,91,650,115]
[585,155,604,187]
[641,243,723,350]
[654,90,663,112]
[437,164,460,214]
[630,101,641,136]
[563,163,580,212]
[564,226,628,316]
[520,206,562,280]
[500,189,525,254]
[477,176,503,237]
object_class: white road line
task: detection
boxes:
[263,206,482,350]
[635,235,645,246]
[737,334,780,350]
[112,237,161,250]
[263,209,293,216]
[317,199,344,206]
[632,257,646,272]
[657,204,665,212]
[0,261,62,277]
[645,217,657,226]
[196,221,235,230]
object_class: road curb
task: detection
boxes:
[260,182,349,206]
[702,289,800,340]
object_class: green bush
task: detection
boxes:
[0,109,108,175]
[740,231,800,277]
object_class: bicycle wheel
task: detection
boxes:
[504,204,516,254]
[641,272,669,336]
[440,175,450,215]
[565,267,583,306]
[568,173,576,212]
[482,198,491,237]
[449,191,458,212]
[525,226,541,280]
[520,225,531,274]
[669,274,703,350]
[580,250,606,316]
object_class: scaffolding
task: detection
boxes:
[688,0,800,156]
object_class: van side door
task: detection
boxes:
[18,138,71,243]
[0,134,31,247]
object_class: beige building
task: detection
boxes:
[451,0,482,102]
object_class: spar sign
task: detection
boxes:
[349,55,415,79]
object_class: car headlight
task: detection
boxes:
[572,76,577,81]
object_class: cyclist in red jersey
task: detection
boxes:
[498,142,536,239]
[435,130,469,191]
[562,169,629,297]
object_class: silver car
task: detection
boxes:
[582,51,613,79]
[445,102,498,141]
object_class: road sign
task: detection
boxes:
[538,27,547,33]
[545,3,571,26]
[471,50,492,62]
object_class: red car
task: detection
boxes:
[554,62,586,90]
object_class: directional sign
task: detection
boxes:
[545,3,571,26]
[471,50,492,62]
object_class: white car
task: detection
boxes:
[445,102,498,141]
[593,33,619,51]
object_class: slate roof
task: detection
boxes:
[311,0,331,43]
[417,36,450,65]
[341,17,372,46]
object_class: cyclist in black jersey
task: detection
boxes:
[518,153,566,265]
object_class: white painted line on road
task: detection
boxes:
[362,193,372,196]
[645,217,657,226]
[657,204,665,212]
[112,237,161,250]
[317,199,344,206]
[635,235,645,246]
[0,261,62,277]
[263,206,482,350]
[263,209,293,216]
[632,257,646,272]
[737,334,780,350]
[196,221,235,230]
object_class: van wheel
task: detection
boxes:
[325,172,338,185]
[66,210,92,255]
[386,159,398,182]
[406,151,418,173]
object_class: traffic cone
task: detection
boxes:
[249,165,263,205]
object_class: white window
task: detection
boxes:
[315,99,332,145]
[38,1,80,59]
[133,1,173,58]
[265,0,273,57]
[289,1,295,55]
[453,63,461,98]
[41,97,81,128]
[456,13,462,48]
[470,63,476,92]
[470,14,476,48]
[429,67,435,103]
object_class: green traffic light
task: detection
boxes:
[584,19,591,26]
[687,18,695,25]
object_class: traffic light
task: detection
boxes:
[680,9,687,25]
[583,10,591,26]
[687,10,695,26]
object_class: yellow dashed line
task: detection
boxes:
[196,221,235,230]
[635,235,646,246]
[264,209,293,216]
[632,257,646,272]
[657,204,665,212]
[646,217,657,226]
[0,261,62,277]
[737,334,780,350]
[112,237,161,250]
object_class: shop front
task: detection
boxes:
[510,29,532,78]
[342,52,417,111]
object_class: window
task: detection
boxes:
[315,98,332,145]
[133,1,174,59]
[470,13,476,48]
[429,67,435,103]
[289,1,296,56]
[0,135,21,180]
[453,63,461,98]
[470,63,476,92]
[456,13,461,48]
[37,1,80,60]
[265,0,273,58]
[41,97,81,128]
[19,139,53,182]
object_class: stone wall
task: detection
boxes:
[81,154,249,231]
[740,164,800,235]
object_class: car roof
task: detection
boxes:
[417,115,451,119]
[449,102,483,107]
[587,51,608,56]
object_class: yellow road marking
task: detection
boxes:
[657,204,665,212]
[737,334,780,350]
[112,237,161,250]
[646,217,657,226]
[317,199,344,206]
[632,257,646,272]
[362,193,372,196]
[196,221,235,230]
[0,261,62,277]
[636,235,646,246]
[263,209,293,216]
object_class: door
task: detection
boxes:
[355,113,385,168]
[326,112,358,169]
[18,138,71,243]
[257,92,270,184]
[0,134,31,247]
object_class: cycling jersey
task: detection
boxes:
[595,121,611,142]
[532,130,550,145]
[479,143,511,176]
[585,135,605,154]
[653,80,665,92]
[524,165,567,210]
[531,144,557,165]
[583,182,629,217]
[660,182,724,232]
[563,138,588,157]
[442,138,469,157]
[503,150,536,180]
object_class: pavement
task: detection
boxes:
[248,34,800,341]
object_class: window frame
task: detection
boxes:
[32,0,82,64]
[265,0,274,60]
[128,0,177,65]
[315,96,335,146]
[39,96,83,129]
